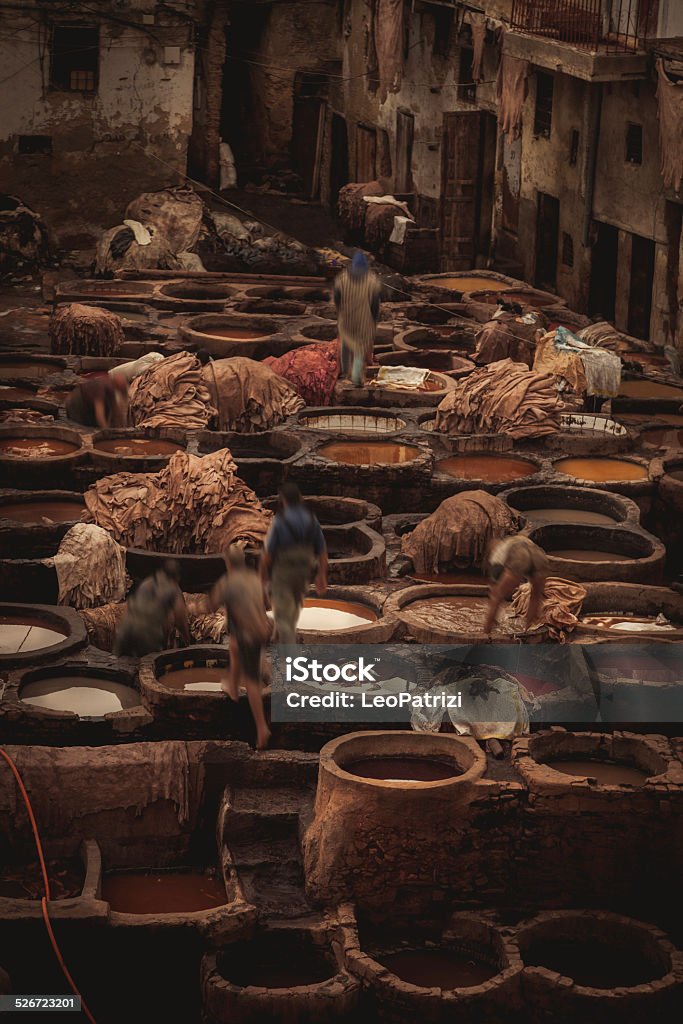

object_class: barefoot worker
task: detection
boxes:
[211,545,272,750]
[484,536,548,634]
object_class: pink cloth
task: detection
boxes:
[264,341,339,406]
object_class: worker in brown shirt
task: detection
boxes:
[484,535,548,634]
[211,545,272,749]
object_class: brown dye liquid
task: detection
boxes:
[297,599,377,631]
[20,676,141,716]
[0,618,67,654]
[619,379,683,399]
[0,386,34,400]
[0,437,78,458]
[670,469,683,482]
[318,441,420,465]
[346,756,461,782]
[377,948,497,988]
[553,457,648,481]
[523,937,661,988]
[0,363,56,379]
[549,549,634,562]
[580,615,676,633]
[432,276,514,293]
[405,596,520,635]
[0,858,83,901]
[203,327,271,340]
[522,507,616,525]
[437,454,536,482]
[225,948,333,989]
[0,500,84,523]
[102,871,226,914]
[95,438,183,456]
[546,758,649,786]
[161,667,225,692]
[641,427,683,449]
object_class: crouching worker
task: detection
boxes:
[115,560,190,657]
[211,545,272,750]
[65,371,129,428]
[484,536,548,634]
[260,483,328,645]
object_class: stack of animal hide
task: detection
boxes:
[53,523,127,609]
[129,352,216,431]
[264,341,339,406]
[50,303,124,357]
[202,356,304,432]
[512,577,587,641]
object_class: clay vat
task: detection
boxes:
[197,428,303,493]
[296,407,411,437]
[17,664,144,721]
[180,314,286,359]
[91,428,186,471]
[263,495,382,532]
[243,284,330,302]
[0,603,86,668]
[297,319,394,347]
[291,587,395,644]
[234,298,307,316]
[434,452,540,487]
[0,425,86,485]
[159,280,235,304]
[577,583,683,641]
[316,440,424,466]
[530,413,633,456]
[0,839,103,924]
[322,524,386,584]
[528,523,665,583]
[464,285,565,308]
[385,584,544,643]
[552,455,650,483]
[0,491,86,558]
[303,732,486,907]
[513,731,668,791]
[393,324,477,355]
[0,355,67,382]
[376,349,476,379]
[346,914,522,1023]
[516,910,682,1023]
[501,484,638,527]
[416,270,518,295]
[202,926,359,1024]
[304,438,433,508]
[657,453,683,516]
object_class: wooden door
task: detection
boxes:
[292,95,324,198]
[440,111,482,271]
[589,221,618,321]
[535,192,560,290]
[356,124,377,181]
[395,110,414,193]
[628,234,655,340]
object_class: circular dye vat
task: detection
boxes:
[0,618,67,655]
[318,441,421,465]
[220,937,334,989]
[579,614,677,633]
[299,412,407,434]
[436,454,536,482]
[619,379,683,400]
[376,947,497,988]
[669,469,683,482]
[553,457,648,481]
[522,936,663,988]
[548,549,634,563]
[0,499,84,523]
[297,599,377,631]
[522,507,617,525]
[94,437,184,457]
[20,676,141,717]
[0,386,34,400]
[160,667,225,692]
[403,595,520,634]
[345,756,461,782]
[0,437,78,459]
[198,326,272,341]
[429,276,514,293]
[546,758,649,786]
[641,427,683,449]
[103,870,227,914]
[411,570,484,584]
[0,363,58,380]
[161,281,233,300]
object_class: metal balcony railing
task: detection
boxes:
[510,0,656,52]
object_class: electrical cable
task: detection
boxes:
[0,748,97,1024]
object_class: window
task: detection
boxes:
[625,122,643,164]
[534,72,554,138]
[50,25,99,92]
[433,8,453,59]
[458,46,476,104]
[569,129,580,166]
[562,232,574,268]
[18,135,52,155]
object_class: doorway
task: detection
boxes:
[535,192,560,290]
[329,114,349,211]
[589,222,619,321]
[395,110,414,193]
[628,234,655,340]
[440,110,482,270]
[292,73,327,198]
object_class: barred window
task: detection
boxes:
[50,25,99,93]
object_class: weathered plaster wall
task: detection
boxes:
[0,4,195,247]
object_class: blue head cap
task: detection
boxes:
[350,251,369,276]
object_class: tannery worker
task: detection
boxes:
[333,250,382,386]
[65,371,129,428]
[484,536,548,634]
[260,482,328,644]
[210,545,272,750]
[115,560,190,658]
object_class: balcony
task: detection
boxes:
[507,0,655,80]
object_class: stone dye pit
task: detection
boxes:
[93,437,184,457]
[0,497,85,524]
[317,441,421,465]
[435,453,538,483]
[103,870,227,914]
[0,437,78,458]
[0,617,67,655]
[553,456,649,482]
[18,670,141,718]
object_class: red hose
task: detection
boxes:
[0,748,97,1023]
